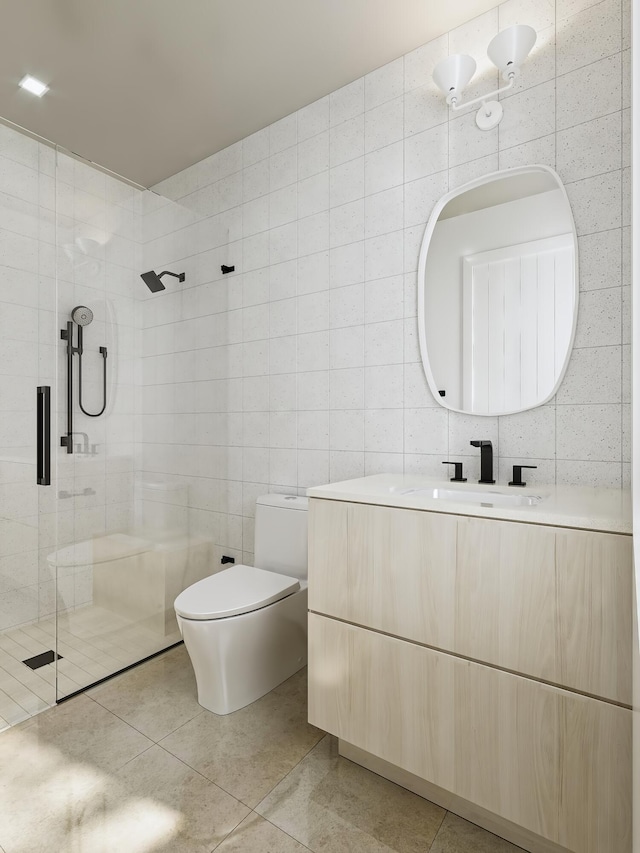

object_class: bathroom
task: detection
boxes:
[0,0,636,850]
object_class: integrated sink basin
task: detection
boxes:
[391,486,546,508]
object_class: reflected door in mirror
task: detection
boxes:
[462,235,574,413]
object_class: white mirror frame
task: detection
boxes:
[417,164,580,417]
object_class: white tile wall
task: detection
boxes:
[0,139,148,632]
[144,0,630,565]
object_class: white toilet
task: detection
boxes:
[174,494,309,715]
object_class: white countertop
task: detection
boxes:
[307,474,632,534]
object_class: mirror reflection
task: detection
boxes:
[419,166,578,416]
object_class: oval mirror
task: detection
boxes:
[417,165,578,416]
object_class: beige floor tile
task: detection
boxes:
[430,813,525,852]
[106,745,250,853]
[160,668,324,807]
[87,644,204,741]
[0,694,152,777]
[216,812,310,852]
[0,741,249,853]
[256,735,446,853]
[0,696,154,853]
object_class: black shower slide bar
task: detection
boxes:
[60,307,108,454]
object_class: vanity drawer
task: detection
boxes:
[308,499,632,704]
[554,528,632,708]
[456,517,632,704]
[308,497,457,649]
[308,612,632,853]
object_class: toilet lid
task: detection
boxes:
[174,565,300,620]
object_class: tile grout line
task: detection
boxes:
[209,810,314,853]
[140,210,626,335]
[425,807,449,851]
[256,813,314,852]
[619,0,625,485]
[165,47,623,214]
[142,80,627,254]
[250,731,327,815]
[445,25,451,467]
[87,687,207,746]
[401,53,407,476]
[554,0,559,485]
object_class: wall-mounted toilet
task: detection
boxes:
[174,494,308,715]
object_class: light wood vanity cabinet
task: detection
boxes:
[308,497,632,853]
[309,499,632,704]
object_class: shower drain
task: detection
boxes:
[22,650,63,670]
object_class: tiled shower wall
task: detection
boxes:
[0,132,143,631]
[146,0,631,564]
[0,127,53,631]
[47,150,142,621]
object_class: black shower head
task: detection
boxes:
[141,270,185,292]
[141,270,164,292]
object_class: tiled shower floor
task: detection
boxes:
[0,606,180,730]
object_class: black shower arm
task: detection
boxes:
[158,270,185,282]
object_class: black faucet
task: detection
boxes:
[470,440,495,484]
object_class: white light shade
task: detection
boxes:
[19,75,49,97]
[487,25,537,80]
[432,54,476,104]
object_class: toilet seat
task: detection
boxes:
[174,564,300,621]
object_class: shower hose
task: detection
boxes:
[77,326,108,417]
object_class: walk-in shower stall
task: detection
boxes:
[0,128,215,727]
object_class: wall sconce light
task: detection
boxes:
[432,24,537,130]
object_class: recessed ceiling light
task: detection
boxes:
[19,75,49,97]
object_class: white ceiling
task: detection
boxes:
[0,0,497,187]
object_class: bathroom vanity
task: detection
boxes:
[306,475,632,853]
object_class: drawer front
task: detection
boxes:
[308,499,632,704]
[308,497,349,618]
[456,518,632,704]
[308,498,457,649]
[308,613,632,853]
[555,528,632,705]
[455,516,557,685]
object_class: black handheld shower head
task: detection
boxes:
[141,270,185,292]
[71,305,93,326]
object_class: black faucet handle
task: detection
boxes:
[509,465,537,487]
[470,440,492,448]
[442,461,467,482]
